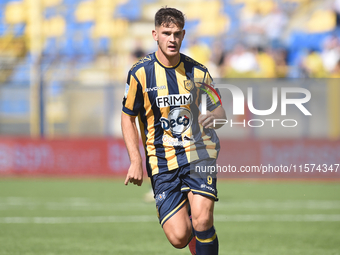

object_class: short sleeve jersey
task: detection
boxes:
[122,52,221,176]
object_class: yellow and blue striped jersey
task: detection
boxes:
[122,52,221,176]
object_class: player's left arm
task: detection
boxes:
[198,71,226,129]
[198,105,226,129]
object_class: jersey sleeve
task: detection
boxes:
[204,72,222,112]
[122,70,143,116]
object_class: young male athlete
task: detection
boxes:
[121,7,226,255]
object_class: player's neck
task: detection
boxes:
[156,50,180,67]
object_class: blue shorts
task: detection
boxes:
[151,158,218,227]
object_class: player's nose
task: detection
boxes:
[169,33,175,42]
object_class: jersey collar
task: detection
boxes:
[154,52,181,69]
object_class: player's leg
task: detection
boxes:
[188,192,218,255]
[182,158,219,255]
[162,202,193,248]
[151,168,193,249]
[188,191,214,231]
[188,215,196,255]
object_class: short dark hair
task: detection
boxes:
[155,7,185,29]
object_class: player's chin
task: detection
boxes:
[166,46,179,53]
[166,50,179,58]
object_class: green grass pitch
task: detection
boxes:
[0,178,339,255]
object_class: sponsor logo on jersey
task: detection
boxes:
[162,135,191,146]
[145,85,166,92]
[156,94,193,108]
[160,107,193,135]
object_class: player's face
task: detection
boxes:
[153,23,185,61]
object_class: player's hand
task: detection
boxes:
[124,162,143,186]
[198,111,215,129]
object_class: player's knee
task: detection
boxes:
[167,231,191,249]
[170,239,188,249]
[192,213,213,231]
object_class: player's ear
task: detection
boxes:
[182,29,186,39]
[152,29,158,41]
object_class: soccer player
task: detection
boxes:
[121,7,226,255]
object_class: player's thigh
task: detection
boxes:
[182,157,218,202]
[188,191,215,231]
[182,158,218,230]
[152,170,186,226]
[151,169,192,244]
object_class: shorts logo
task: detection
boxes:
[160,107,193,135]
[155,192,166,204]
[200,184,216,193]
[156,94,193,108]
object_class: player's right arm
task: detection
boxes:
[121,112,143,186]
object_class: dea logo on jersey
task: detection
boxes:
[160,107,193,135]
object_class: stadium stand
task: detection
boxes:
[1,0,340,137]
[1,0,338,82]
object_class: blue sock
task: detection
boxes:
[194,225,219,255]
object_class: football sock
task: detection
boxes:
[194,225,219,255]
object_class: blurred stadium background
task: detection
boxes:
[0,0,340,138]
[0,0,339,176]
[0,1,339,254]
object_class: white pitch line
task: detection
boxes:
[0,215,157,224]
[214,214,340,222]
[0,199,340,211]
[0,214,340,224]
[215,200,340,210]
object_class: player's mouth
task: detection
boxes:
[168,45,177,51]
